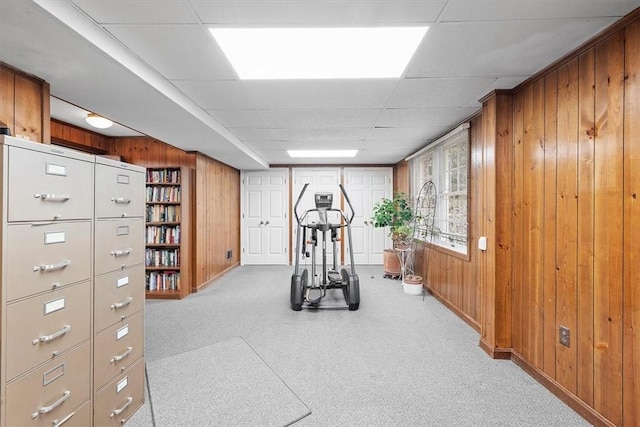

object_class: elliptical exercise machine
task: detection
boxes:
[290,183,360,311]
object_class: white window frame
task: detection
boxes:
[407,124,469,255]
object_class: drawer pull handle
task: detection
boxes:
[52,411,76,427]
[33,325,71,345]
[31,390,71,419]
[110,397,133,418]
[34,260,71,273]
[34,193,70,202]
[111,248,132,257]
[112,197,131,204]
[111,297,133,310]
[111,347,133,363]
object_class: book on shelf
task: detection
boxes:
[146,204,181,222]
[147,168,180,184]
[146,225,181,245]
[146,186,181,203]
[145,248,180,267]
[146,270,181,291]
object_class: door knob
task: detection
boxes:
[265,220,270,225]
[364,220,368,225]
[259,220,264,225]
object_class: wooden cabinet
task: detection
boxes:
[0,63,50,143]
[0,136,146,426]
[145,167,191,299]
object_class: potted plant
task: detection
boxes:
[371,193,414,277]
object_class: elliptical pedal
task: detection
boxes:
[305,287,322,305]
[327,270,342,284]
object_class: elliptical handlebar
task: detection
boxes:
[339,184,355,224]
[294,183,309,224]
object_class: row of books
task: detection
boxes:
[147,169,180,184]
[145,248,180,267]
[146,225,181,244]
[146,271,180,291]
[146,204,181,222]
[146,186,181,203]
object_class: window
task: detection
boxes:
[408,124,469,255]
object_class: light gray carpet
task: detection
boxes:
[127,265,591,426]
[145,336,310,426]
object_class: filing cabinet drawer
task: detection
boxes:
[95,266,145,333]
[5,281,91,381]
[94,310,144,390]
[5,341,91,427]
[95,162,145,219]
[7,145,94,222]
[6,221,92,302]
[94,358,144,427]
[95,218,144,276]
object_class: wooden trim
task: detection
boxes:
[510,351,617,427]
[51,138,108,155]
[478,339,511,359]
[191,263,239,293]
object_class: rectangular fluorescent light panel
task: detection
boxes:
[288,150,358,158]
[210,27,428,79]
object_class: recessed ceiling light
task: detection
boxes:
[210,27,428,80]
[288,150,358,158]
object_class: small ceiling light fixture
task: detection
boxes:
[86,113,113,129]
[210,27,428,80]
[288,150,358,158]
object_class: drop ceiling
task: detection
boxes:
[1,1,639,169]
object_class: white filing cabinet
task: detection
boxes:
[0,136,146,427]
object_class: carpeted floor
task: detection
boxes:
[126,265,591,426]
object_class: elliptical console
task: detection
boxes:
[290,184,360,310]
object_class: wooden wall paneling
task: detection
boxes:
[555,58,579,393]
[593,31,624,425]
[512,90,525,354]
[522,80,545,368]
[577,47,596,407]
[393,160,410,195]
[13,74,43,143]
[542,71,558,378]
[623,18,640,426]
[0,67,15,131]
[493,92,514,351]
[179,165,192,298]
[448,256,463,310]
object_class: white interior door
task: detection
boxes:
[242,169,288,265]
[344,168,392,264]
[292,168,341,263]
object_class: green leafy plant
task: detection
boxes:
[371,193,414,248]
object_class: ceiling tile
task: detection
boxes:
[260,109,382,129]
[71,0,196,24]
[406,18,617,78]
[377,108,478,127]
[441,0,637,21]
[191,1,444,25]
[207,109,267,128]
[229,128,275,141]
[271,128,371,142]
[387,78,496,109]
[243,80,399,109]
[368,126,447,143]
[105,25,235,80]
[173,80,255,109]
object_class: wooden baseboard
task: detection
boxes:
[191,263,239,293]
[478,339,512,359]
[510,351,615,427]
[424,287,481,332]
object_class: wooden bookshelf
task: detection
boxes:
[145,167,191,299]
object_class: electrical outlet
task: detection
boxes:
[225,250,232,259]
[559,325,570,347]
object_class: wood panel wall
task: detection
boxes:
[193,153,240,292]
[396,12,640,426]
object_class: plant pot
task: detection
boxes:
[403,275,423,295]
[383,249,402,278]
